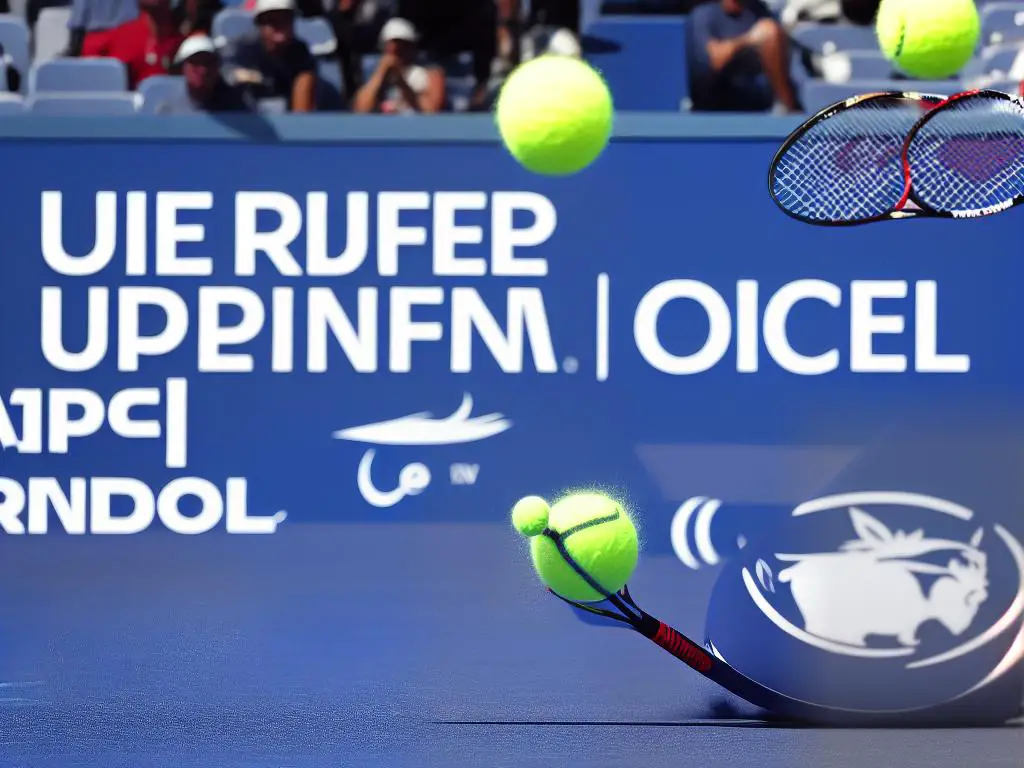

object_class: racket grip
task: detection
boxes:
[647,621,714,674]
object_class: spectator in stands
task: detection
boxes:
[840,0,880,24]
[501,0,580,70]
[325,0,363,102]
[157,34,250,112]
[0,42,21,92]
[397,0,497,111]
[242,0,361,98]
[780,0,878,26]
[66,0,138,57]
[82,0,184,88]
[687,0,801,113]
[226,0,317,111]
[173,0,224,36]
[352,17,444,113]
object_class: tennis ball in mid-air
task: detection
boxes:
[511,495,550,537]
[494,55,614,176]
[876,0,980,79]
[512,492,638,602]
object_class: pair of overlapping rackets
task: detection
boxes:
[770,89,1024,225]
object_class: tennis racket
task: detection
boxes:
[770,89,1024,225]
[542,525,1020,726]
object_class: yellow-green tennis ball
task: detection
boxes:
[494,55,614,176]
[876,0,980,79]
[525,492,638,602]
[511,495,550,537]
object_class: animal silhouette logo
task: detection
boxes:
[775,507,989,649]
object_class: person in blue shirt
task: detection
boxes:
[687,0,801,113]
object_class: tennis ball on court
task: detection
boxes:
[513,492,638,602]
[876,0,980,79]
[494,55,614,176]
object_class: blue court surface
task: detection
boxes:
[1,525,1020,767]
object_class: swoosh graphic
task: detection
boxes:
[332,393,512,446]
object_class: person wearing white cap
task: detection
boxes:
[396,0,497,111]
[352,17,445,114]
[160,35,250,112]
[226,0,317,111]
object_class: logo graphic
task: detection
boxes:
[671,496,746,569]
[705,491,1024,713]
[332,393,512,508]
[749,493,1022,697]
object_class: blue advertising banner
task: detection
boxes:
[0,117,1020,747]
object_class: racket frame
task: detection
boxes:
[769,88,1024,226]
[902,88,1024,220]
[768,90,944,226]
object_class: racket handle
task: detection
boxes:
[645,619,714,674]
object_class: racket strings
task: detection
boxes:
[772,99,922,223]
[908,95,1024,214]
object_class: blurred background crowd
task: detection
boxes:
[0,0,1020,115]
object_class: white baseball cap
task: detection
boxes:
[254,0,294,16]
[380,17,418,45]
[175,35,217,64]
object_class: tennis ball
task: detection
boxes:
[494,55,614,176]
[512,495,550,537]
[513,492,638,602]
[876,0,980,80]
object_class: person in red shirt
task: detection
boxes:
[82,0,185,88]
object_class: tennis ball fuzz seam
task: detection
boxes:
[540,508,626,597]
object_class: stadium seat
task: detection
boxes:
[446,74,475,112]
[256,96,286,113]
[362,54,378,81]
[818,51,895,83]
[981,2,1024,45]
[977,77,1022,95]
[0,15,30,92]
[790,22,879,55]
[315,58,344,109]
[584,17,688,110]
[0,91,24,113]
[800,79,963,114]
[963,43,1024,79]
[33,7,72,64]
[30,57,127,92]
[137,75,186,113]
[212,9,254,46]
[27,92,137,114]
[295,16,335,56]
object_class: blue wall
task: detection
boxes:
[0,113,1021,546]
[0,114,1021,732]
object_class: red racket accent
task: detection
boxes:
[652,622,713,674]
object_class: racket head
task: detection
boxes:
[904,88,1024,219]
[769,91,943,226]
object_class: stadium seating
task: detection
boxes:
[33,7,71,64]
[800,79,964,114]
[0,91,23,113]
[790,22,879,55]
[212,8,254,46]
[981,2,1024,46]
[27,92,137,114]
[295,16,335,56]
[818,51,895,83]
[0,14,30,92]
[30,57,127,92]
[584,16,688,110]
[136,74,186,113]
